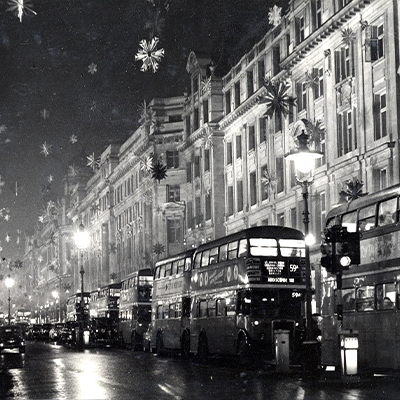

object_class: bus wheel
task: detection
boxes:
[237,335,249,366]
[198,334,209,364]
[181,332,190,359]
[156,332,164,356]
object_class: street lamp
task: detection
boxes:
[74,223,90,346]
[5,276,15,325]
[52,290,58,323]
[285,130,323,372]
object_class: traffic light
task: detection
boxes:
[320,225,361,274]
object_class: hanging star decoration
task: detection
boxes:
[151,160,167,183]
[139,156,153,175]
[0,176,5,194]
[41,109,50,119]
[7,0,37,23]
[88,63,97,74]
[339,177,367,203]
[68,164,79,176]
[153,242,165,256]
[0,125,7,134]
[268,5,282,27]
[135,37,165,73]
[304,70,319,90]
[87,153,100,171]
[260,77,296,119]
[201,76,212,95]
[144,8,165,38]
[303,119,325,148]
[69,134,78,144]
[261,166,277,193]
[40,142,52,157]
[341,27,356,47]
[202,131,213,149]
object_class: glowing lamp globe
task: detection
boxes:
[74,224,90,250]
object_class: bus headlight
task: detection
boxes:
[252,320,259,326]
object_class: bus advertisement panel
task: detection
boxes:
[118,269,153,349]
[150,250,194,357]
[321,184,400,370]
[190,226,306,364]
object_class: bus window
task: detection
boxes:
[238,239,248,258]
[226,241,237,260]
[160,264,166,278]
[163,305,169,319]
[177,258,185,274]
[171,261,179,275]
[185,256,192,271]
[238,290,251,315]
[216,299,227,316]
[356,286,375,311]
[165,262,172,276]
[201,250,210,267]
[169,303,176,318]
[199,300,208,317]
[182,297,191,317]
[194,253,202,269]
[376,283,395,310]
[342,288,356,311]
[156,305,163,319]
[358,205,376,232]
[219,244,228,261]
[208,300,216,317]
[249,238,277,257]
[279,239,305,257]
[342,211,357,233]
[226,297,236,316]
[176,302,182,318]
[378,198,398,227]
[209,247,219,264]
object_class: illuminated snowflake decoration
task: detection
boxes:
[139,156,153,174]
[4,214,10,221]
[47,175,53,183]
[202,131,213,149]
[38,215,44,223]
[268,5,282,27]
[41,108,50,119]
[7,0,37,23]
[88,63,97,74]
[87,153,100,170]
[138,101,156,125]
[5,234,10,243]
[69,134,77,144]
[341,27,356,47]
[135,37,165,73]
[201,77,211,95]
[0,176,5,194]
[261,167,277,193]
[153,242,165,255]
[90,101,97,112]
[38,255,43,263]
[40,141,52,157]
[0,125,7,134]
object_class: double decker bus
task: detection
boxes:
[96,283,121,319]
[66,292,90,322]
[118,269,153,349]
[149,250,195,357]
[190,226,306,363]
[321,183,400,370]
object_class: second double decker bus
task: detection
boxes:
[189,226,306,364]
[118,269,153,349]
[149,250,195,357]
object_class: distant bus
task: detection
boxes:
[150,250,194,357]
[66,293,90,322]
[190,226,306,363]
[321,183,400,370]
[14,308,31,322]
[118,269,153,349]
[96,283,121,320]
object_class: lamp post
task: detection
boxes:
[285,130,323,372]
[74,223,90,346]
[5,276,15,325]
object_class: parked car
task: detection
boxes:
[89,317,118,347]
[49,323,64,343]
[0,325,26,353]
[15,321,29,338]
[41,323,54,341]
[26,324,42,340]
[61,321,79,345]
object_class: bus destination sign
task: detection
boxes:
[264,260,300,284]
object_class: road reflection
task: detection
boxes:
[0,353,25,370]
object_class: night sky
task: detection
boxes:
[0,0,286,261]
